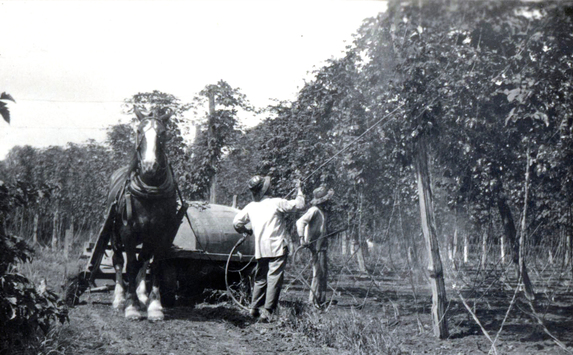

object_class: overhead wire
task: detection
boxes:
[284,103,405,198]
[16,98,125,103]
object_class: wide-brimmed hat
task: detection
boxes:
[310,186,334,205]
[248,175,271,200]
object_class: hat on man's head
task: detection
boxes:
[310,186,334,205]
[248,175,271,200]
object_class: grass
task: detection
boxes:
[9,236,89,355]
[15,232,573,355]
[8,326,75,355]
[18,245,85,296]
[277,299,406,355]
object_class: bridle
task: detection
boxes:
[134,114,169,178]
[127,108,175,199]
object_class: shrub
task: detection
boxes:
[0,180,68,354]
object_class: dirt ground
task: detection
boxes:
[58,263,573,355]
[61,291,347,355]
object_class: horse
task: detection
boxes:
[107,106,178,321]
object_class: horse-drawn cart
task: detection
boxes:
[68,203,256,308]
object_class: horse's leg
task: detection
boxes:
[136,254,150,308]
[147,255,165,321]
[112,250,126,310]
[136,260,150,308]
[124,250,143,320]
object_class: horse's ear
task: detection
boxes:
[134,106,145,121]
[131,119,138,133]
[159,108,173,122]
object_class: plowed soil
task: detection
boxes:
[62,291,347,355]
[59,265,573,355]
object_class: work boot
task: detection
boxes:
[259,308,273,323]
[249,308,260,318]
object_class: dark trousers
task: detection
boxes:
[251,253,288,313]
[310,249,328,306]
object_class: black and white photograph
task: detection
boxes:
[1,1,573,354]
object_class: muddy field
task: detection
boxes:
[51,257,573,355]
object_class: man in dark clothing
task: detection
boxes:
[296,186,334,308]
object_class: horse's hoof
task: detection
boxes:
[112,299,125,311]
[147,300,164,321]
[147,309,164,322]
[125,305,142,320]
[113,285,125,310]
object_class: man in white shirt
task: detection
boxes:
[233,175,304,322]
[296,186,334,308]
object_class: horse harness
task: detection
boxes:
[115,165,176,227]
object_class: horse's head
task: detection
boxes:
[134,107,172,180]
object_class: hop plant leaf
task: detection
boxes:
[0,92,15,124]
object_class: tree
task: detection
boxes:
[187,80,252,201]
[0,96,67,352]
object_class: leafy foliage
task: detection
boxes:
[0,92,15,124]
[211,0,573,266]
[0,179,68,352]
[186,81,253,201]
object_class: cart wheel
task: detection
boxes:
[179,282,205,306]
[226,263,255,309]
[64,271,91,306]
[160,261,178,308]
[290,246,314,291]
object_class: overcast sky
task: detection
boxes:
[0,0,387,159]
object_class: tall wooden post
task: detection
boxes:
[451,211,459,267]
[19,208,25,237]
[208,90,217,204]
[32,213,39,245]
[496,182,534,296]
[519,146,535,301]
[481,229,488,268]
[64,228,72,260]
[70,215,74,242]
[500,234,506,264]
[565,227,571,266]
[414,138,449,339]
[569,207,573,277]
[356,190,367,273]
[452,226,458,261]
[51,208,59,250]
[463,233,468,264]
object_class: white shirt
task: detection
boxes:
[233,192,304,259]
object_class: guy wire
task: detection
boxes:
[285,103,404,198]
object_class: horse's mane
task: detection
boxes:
[127,150,139,174]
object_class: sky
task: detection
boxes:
[0,0,387,159]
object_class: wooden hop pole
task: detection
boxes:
[208,90,217,204]
[519,145,535,301]
[414,137,449,339]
